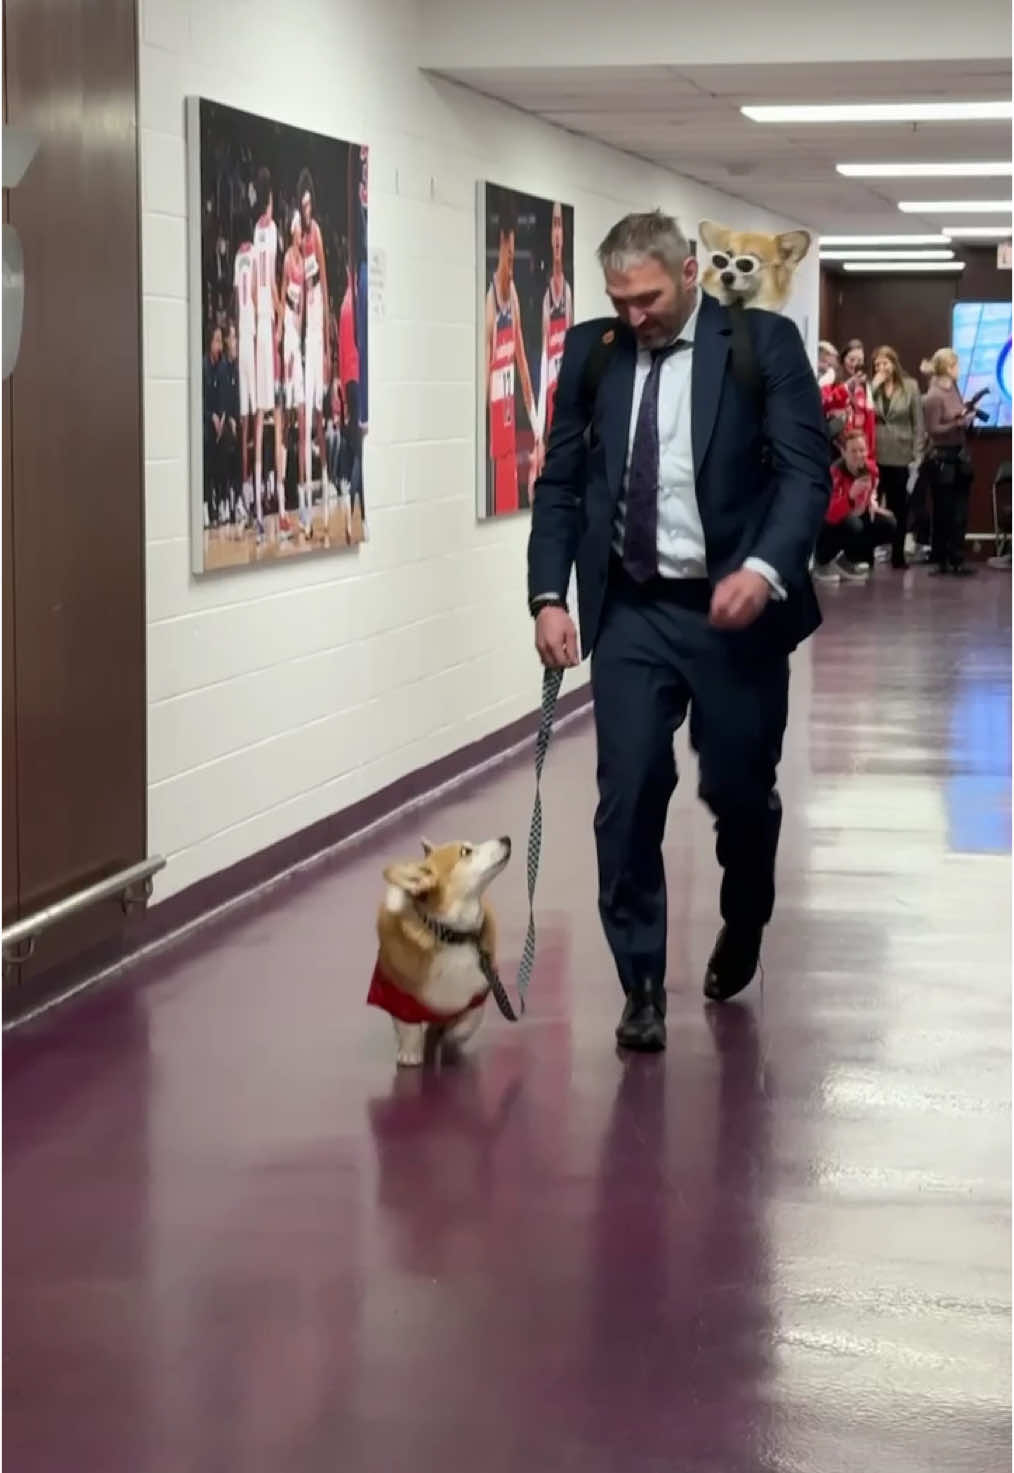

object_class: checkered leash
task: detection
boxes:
[477,666,565,1022]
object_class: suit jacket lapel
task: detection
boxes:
[691,293,732,478]
[602,329,636,499]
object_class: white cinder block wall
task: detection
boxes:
[139,0,820,903]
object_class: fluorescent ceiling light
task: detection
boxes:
[943,225,1014,238]
[819,233,949,245]
[842,261,966,273]
[820,248,954,260]
[897,199,1013,213]
[741,101,1013,124]
[837,162,1013,178]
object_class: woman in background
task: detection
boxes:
[817,340,841,387]
[921,347,977,577]
[871,345,924,569]
[842,338,878,463]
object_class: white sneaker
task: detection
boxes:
[836,557,870,583]
[813,563,841,584]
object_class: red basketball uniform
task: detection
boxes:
[489,280,518,513]
[543,278,570,444]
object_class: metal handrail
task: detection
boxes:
[2,856,166,966]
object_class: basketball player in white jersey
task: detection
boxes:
[252,168,287,540]
[533,200,573,491]
[232,223,257,525]
[298,169,333,528]
[281,209,312,537]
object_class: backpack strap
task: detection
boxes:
[727,300,764,413]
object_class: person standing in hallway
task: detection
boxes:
[842,339,877,463]
[527,210,829,1053]
[871,345,924,569]
[922,347,978,577]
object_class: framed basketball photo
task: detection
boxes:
[186,98,369,574]
[476,182,575,521]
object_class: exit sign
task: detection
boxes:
[998,241,1013,270]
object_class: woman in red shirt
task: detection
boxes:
[813,429,894,583]
[842,339,878,463]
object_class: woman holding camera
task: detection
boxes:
[921,348,977,577]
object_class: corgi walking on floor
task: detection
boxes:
[369,836,512,1067]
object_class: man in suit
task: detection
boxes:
[528,210,829,1053]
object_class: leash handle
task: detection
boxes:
[486,665,564,1022]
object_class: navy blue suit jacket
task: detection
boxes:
[527,293,831,658]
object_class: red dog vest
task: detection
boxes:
[366,959,486,1026]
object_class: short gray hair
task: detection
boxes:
[597,209,690,276]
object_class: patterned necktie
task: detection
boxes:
[622,343,681,582]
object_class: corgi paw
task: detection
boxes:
[393,1021,425,1068]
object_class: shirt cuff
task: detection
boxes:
[743,558,787,602]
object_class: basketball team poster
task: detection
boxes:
[186,98,369,575]
[476,182,575,521]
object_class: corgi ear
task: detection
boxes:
[698,220,729,252]
[383,861,437,896]
[420,838,434,857]
[777,230,811,265]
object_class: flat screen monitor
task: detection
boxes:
[951,300,1012,430]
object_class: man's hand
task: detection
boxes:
[535,606,579,668]
[709,569,771,631]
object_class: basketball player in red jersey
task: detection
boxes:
[298,168,333,529]
[484,193,539,516]
[232,223,257,524]
[281,209,311,537]
[252,168,288,541]
[533,200,573,487]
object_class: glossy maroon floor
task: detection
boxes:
[5,572,1011,1472]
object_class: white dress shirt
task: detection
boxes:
[613,291,784,596]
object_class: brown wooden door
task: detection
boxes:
[3,0,147,990]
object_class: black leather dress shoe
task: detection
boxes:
[703,925,763,1003]
[616,980,667,1052]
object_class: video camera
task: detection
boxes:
[965,386,991,424]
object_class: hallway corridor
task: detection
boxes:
[4,573,1011,1472]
